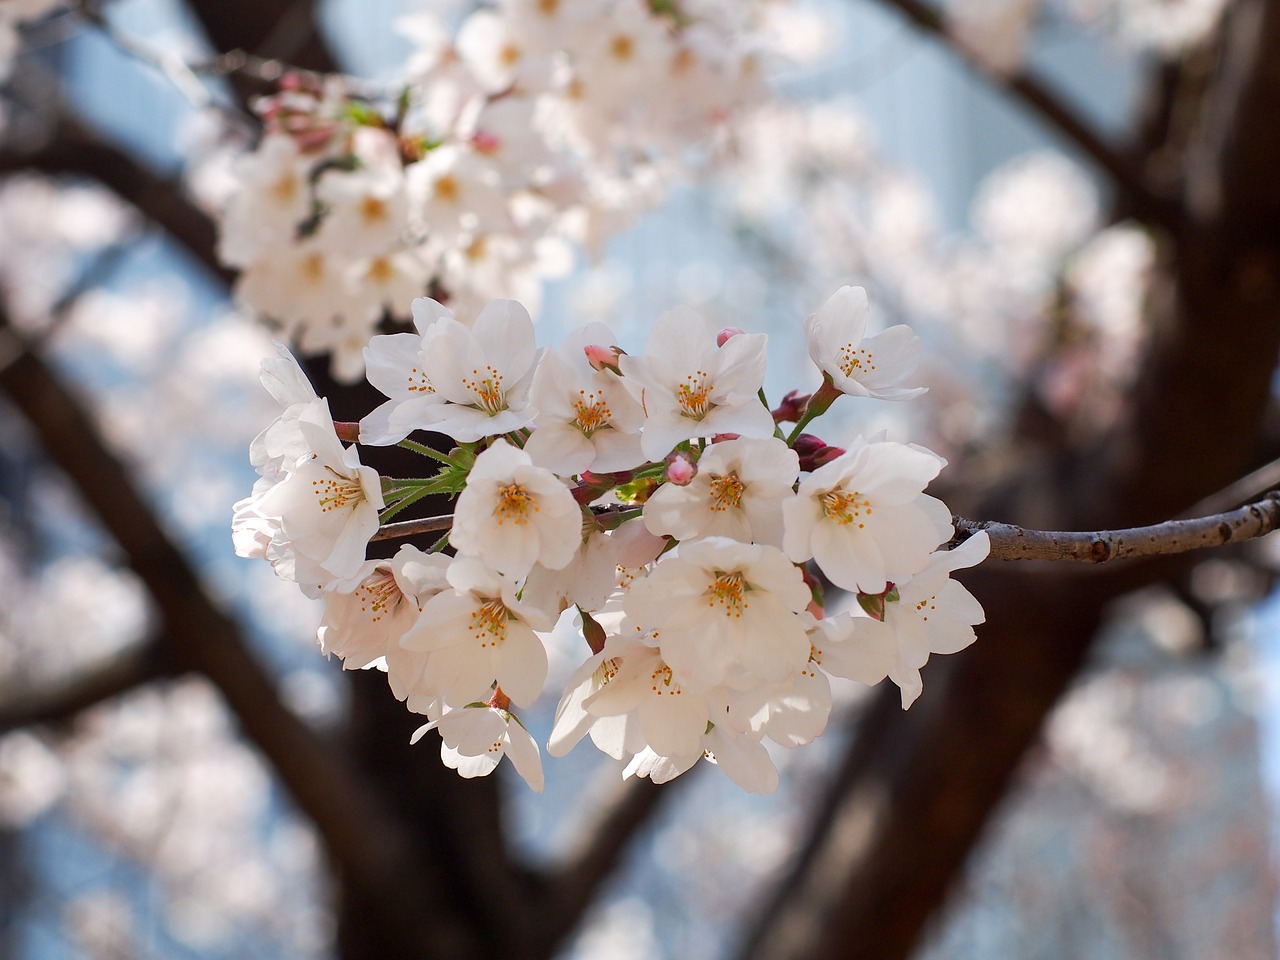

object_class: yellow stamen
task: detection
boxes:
[708,473,744,512]
[706,571,748,618]
[469,599,508,648]
[821,489,871,528]
[572,389,612,437]
[493,482,538,526]
[838,342,877,379]
[677,369,713,419]
[311,466,363,513]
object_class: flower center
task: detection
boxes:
[821,489,871,527]
[593,656,622,690]
[434,175,460,204]
[407,365,434,394]
[469,599,508,648]
[706,571,747,618]
[462,364,506,414]
[837,343,877,380]
[610,34,635,62]
[914,594,937,622]
[493,482,537,525]
[677,370,713,419]
[312,466,364,513]
[572,389,612,437]
[360,195,388,225]
[707,473,744,512]
[649,662,682,695]
[356,569,402,624]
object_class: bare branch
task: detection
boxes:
[0,642,173,735]
[954,490,1280,563]
[869,0,1181,229]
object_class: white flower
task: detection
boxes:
[407,146,510,244]
[412,704,544,792]
[855,532,990,708]
[218,135,311,267]
[643,436,797,547]
[399,557,550,707]
[581,639,719,759]
[317,545,442,670]
[522,524,621,617]
[782,437,952,594]
[450,439,581,578]
[623,537,810,692]
[417,299,540,442]
[804,286,926,401]
[234,397,383,590]
[314,165,408,258]
[524,322,645,477]
[359,297,452,445]
[619,305,774,460]
[547,633,647,760]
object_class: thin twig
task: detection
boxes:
[953,490,1280,563]
[870,0,1182,230]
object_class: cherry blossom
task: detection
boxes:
[804,285,926,402]
[623,537,810,692]
[783,437,953,594]
[398,558,550,708]
[642,436,798,547]
[619,305,774,460]
[450,439,581,578]
[412,703,544,792]
[524,322,645,476]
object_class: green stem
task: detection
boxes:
[379,487,434,524]
[397,439,455,465]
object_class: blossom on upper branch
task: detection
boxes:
[618,305,774,460]
[804,285,926,401]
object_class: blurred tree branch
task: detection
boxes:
[737,1,1280,958]
[0,641,173,735]
[871,0,1183,230]
[0,308,476,959]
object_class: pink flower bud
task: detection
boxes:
[711,433,740,443]
[665,454,697,486]
[583,344,624,374]
[793,434,846,472]
[473,129,502,154]
[716,326,746,347]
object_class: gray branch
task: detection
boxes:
[955,490,1280,563]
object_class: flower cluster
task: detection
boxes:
[233,286,989,792]
[217,0,772,380]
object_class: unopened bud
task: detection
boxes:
[772,389,811,424]
[665,454,697,485]
[473,129,501,154]
[716,326,746,347]
[793,434,846,472]
[584,344,624,374]
[711,433,740,443]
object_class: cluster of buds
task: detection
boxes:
[215,0,774,381]
[233,286,988,792]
